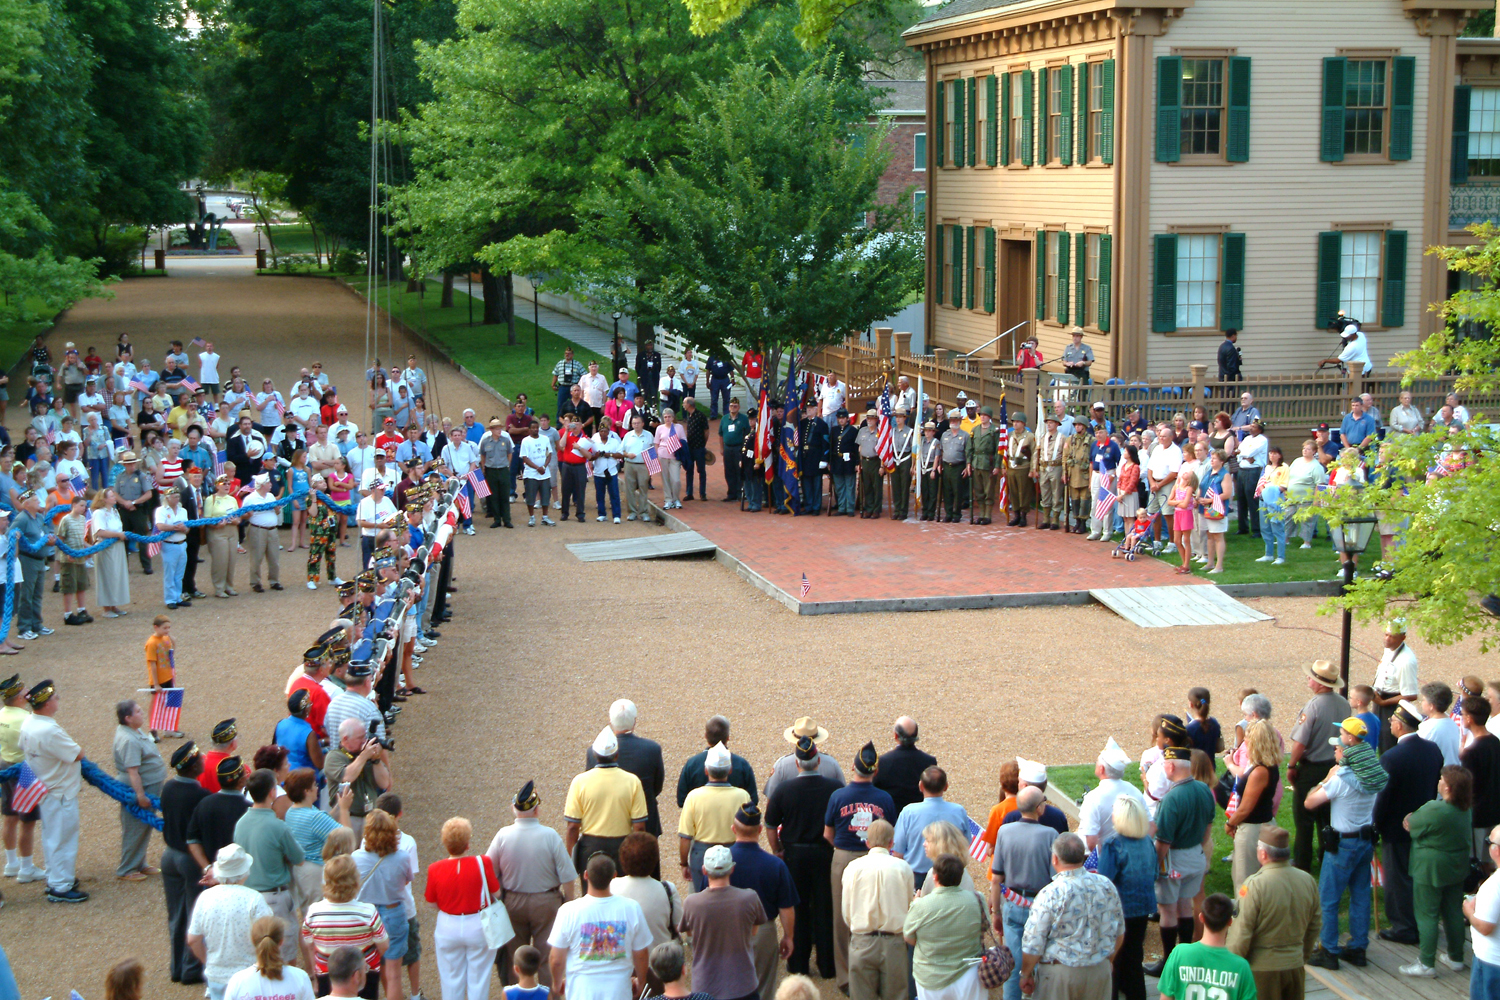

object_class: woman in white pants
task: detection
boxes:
[425,817,501,1000]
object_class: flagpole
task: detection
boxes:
[913,377,924,519]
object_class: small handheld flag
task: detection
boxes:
[214,450,227,477]
[644,447,662,476]
[180,377,200,393]
[801,573,811,599]
[964,813,991,863]
[147,540,162,559]
[10,761,47,813]
[466,468,490,499]
[455,490,471,520]
[128,378,150,394]
[70,473,87,494]
[149,688,183,732]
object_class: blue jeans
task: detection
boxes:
[745,472,764,511]
[1319,839,1374,953]
[160,541,186,604]
[1261,512,1287,560]
[89,457,110,490]
[1002,898,1032,1000]
[708,378,731,416]
[1473,958,1500,997]
[594,474,620,518]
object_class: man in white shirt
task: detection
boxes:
[679,350,699,402]
[820,377,848,429]
[1235,422,1269,538]
[1418,683,1463,767]
[19,679,87,901]
[1337,321,1373,375]
[579,361,609,411]
[197,343,221,398]
[77,376,107,422]
[619,415,652,523]
[154,486,192,609]
[401,356,427,401]
[244,474,283,592]
[519,424,555,528]
[1447,393,1471,427]
[356,479,397,569]
[443,433,480,533]
[360,451,396,495]
[1372,620,1420,752]
[1145,425,1182,552]
[329,406,360,444]
[288,382,320,436]
[347,432,377,483]
[841,818,913,1000]
[547,853,652,1000]
[892,376,915,419]
[1077,738,1146,850]
[307,424,342,474]
[1465,826,1500,987]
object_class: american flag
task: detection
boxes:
[996,397,1010,514]
[69,473,87,494]
[149,688,183,732]
[214,450,227,477]
[113,436,129,451]
[801,573,811,599]
[44,429,55,445]
[1093,475,1117,524]
[644,446,662,476]
[128,378,150,394]
[660,428,681,458]
[9,761,47,813]
[190,337,207,348]
[180,377,200,393]
[1371,856,1384,887]
[876,384,895,472]
[273,397,286,418]
[455,490,471,519]
[147,539,162,559]
[466,468,490,499]
[755,384,772,482]
[964,812,991,863]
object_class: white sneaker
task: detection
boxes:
[1439,955,1466,972]
[84,558,94,568]
[552,501,561,510]
[2,862,16,878]
[1085,531,1100,540]
[1255,555,1273,562]
[331,577,345,586]
[307,581,317,590]
[541,516,555,526]
[1300,543,1312,550]
[597,516,606,522]
[527,516,536,527]
[613,517,621,524]
[1273,558,1285,565]
[16,866,45,884]
[626,514,637,521]
[463,526,475,535]
[1400,962,1436,978]
[1162,543,1177,554]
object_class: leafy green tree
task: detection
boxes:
[1316,221,1500,650]
[571,60,922,378]
[682,0,920,50]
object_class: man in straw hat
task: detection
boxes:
[186,843,273,997]
[487,780,577,985]
[19,678,86,902]
[1226,827,1320,1000]
[1287,660,1350,872]
[765,717,845,800]
[1373,699,1443,945]
[938,411,968,523]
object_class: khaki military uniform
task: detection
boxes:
[1032,424,1067,528]
[1063,432,1093,532]
[855,422,883,517]
[1226,859,1321,1000]
[965,420,1001,524]
[1004,425,1035,525]
[889,422,914,520]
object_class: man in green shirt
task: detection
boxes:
[903,854,988,996]
[1159,893,1257,1000]
[719,398,751,502]
[1149,746,1217,977]
[233,767,305,962]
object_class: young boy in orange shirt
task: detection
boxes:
[144,614,179,739]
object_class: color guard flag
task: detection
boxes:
[964,813,991,863]
[801,573,811,599]
[149,688,183,732]
[10,761,47,813]
[465,468,490,499]
[996,397,1010,514]
[876,384,895,472]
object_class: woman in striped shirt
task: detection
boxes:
[301,855,388,998]
[156,437,184,490]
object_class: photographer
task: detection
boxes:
[323,717,391,840]
[1218,329,1242,382]
[1333,315,1373,378]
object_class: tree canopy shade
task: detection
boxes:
[681,0,921,49]
[568,61,922,374]
[1314,222,1500,650]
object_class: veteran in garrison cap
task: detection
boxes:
[826,740,897,991]
[486,780,578,985]
[765,735,844,979]
[728,802,799,1000]
[185,754,250,890]
[160,738,211,981]
[1149,744,1219,977]
[198,717,239,793]
[680,742,753,891]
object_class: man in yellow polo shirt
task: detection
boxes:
[564,726,647,885]
[679,742,752,891]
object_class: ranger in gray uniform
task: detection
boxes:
[855,410,883,518]
[888,409,914,520]
[938,413,969,523]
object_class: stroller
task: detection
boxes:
[1112,510,1156,561]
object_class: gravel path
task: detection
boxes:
[6,269,1487,998]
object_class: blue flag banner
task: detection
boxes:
[779,422,800,513]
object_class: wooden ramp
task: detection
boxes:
[1303,935,1470,1000]
[566,531,716,562]
[1089,584,1272,628]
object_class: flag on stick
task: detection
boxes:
[70,473,87,494]
[465,468,490,499]
[180,377,200,393]
[147,540,162,559]
[644,447,662,476]
[996,397,1010,515]
[10,762,47,813]
[801,573,811,599]
[964,813,991,863]
[149,688,183,732]
[214,450,227,477]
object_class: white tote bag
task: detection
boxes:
[475,856,515,950]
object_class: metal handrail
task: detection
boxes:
[958,320,1029,360]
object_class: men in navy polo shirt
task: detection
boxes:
[824,742,896,993]
[1339,397,1378,454]
[729,805,798,1000]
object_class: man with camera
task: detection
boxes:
[323,717,390,840]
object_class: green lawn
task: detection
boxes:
[1147,520,1346,585]
[361,279,605,412]
[259,222,319,256]
[0,295,58,372]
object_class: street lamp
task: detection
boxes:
[612,312,622,373]
[1329,514,1378,697]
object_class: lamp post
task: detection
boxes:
[1329,514,1378,698]
[612,311,622,375]
[529,274,543,366]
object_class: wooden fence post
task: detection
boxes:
[1189,364,1207,406]
[893,331,912,361]
[1022,369,1040,428]
[874,327,893,358]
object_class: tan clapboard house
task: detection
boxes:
[905,0,1492,379]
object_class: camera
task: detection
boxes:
[368,717,395,752]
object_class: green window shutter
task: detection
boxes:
[1036,68,1048,164]
[1021,70,1035,167]
[1156,56,1182,163]
[1097,234,1113,333]
[1316,231,1341,327]
[998,75,1011,166]
[1057,232,1071,325]
[966,226,977,309]
[1074,232,1088,328]
[954,81,966,168]
[1152,233,1178,333]
[1226,57,1251,163]
[986,75,999,167]
[1390,56,1415,161]
[1220,232,1246,331]
[984,228,996,313]
[1321,57,1346,163]
[953,226,965,309]
[1076,62,1089,163]
[1382,229,1408,328]
[967,77,978,167]
[934,224,945,306]
[1035,230,1047,320]
[1454,85,1472,185]
[1100,59,1116,164]
[1059,65,1074,166]
[934,81,945,167]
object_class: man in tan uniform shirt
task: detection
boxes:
[1227,827,1320,1000]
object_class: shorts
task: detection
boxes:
[1,774,40,821]
[523,478,549,506]
[403,913,422,965]
[1154,846,1207,905]
[376,902,409,961]
[64,384,82,404]
[1146,486,1172,516]
[59,562,89,593]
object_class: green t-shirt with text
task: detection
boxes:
[1158,942,1256,1000]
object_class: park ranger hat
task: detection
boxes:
[923,421,936,430]
[947,412,962,422]
[0,674,21,700]
[120,451,139,463]
[1306,660,1340,686]
[864,409,878,420]
[785,716,829,743]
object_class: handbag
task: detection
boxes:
[973,891,1014,989]
[475,855,516,949]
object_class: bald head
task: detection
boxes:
[894,716,919,745]
[1017,786,1045,816]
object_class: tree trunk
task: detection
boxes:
[479,266,504,325]
[309,218,323,267]
[504,272,516,346]
[440,272,454,308]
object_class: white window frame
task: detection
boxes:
[1175,233,1221,331]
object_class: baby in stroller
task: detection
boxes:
[1112,510,1155,561]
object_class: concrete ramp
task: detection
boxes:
[566,532,716,562]
[1090,585,1271,628]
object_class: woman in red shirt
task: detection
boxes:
[426,816,502,1000]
